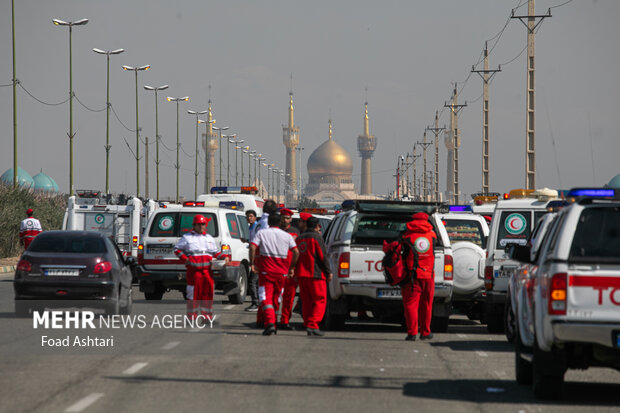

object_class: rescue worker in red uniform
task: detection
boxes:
[20,208,43,250]
[250,213,299,336]
[296,217,332,336]
[278,208,301,330]
[401,212,437,341]
[174,215,230,322]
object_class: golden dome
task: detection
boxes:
[307,139,353,176]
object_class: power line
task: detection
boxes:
[74,93,106,112]
[500,44,527,66]
[109,103,136,132]
[19,82,69,106]
[550,0,573,10]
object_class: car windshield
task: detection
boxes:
[29,234,106,253]
[149,212,218,237]
[443,218,485,248]
[351,214,411,245]
[569,206,620,262]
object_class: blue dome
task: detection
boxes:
[607,174,620,189]
[33,171,59,192]
[0,167,34,188]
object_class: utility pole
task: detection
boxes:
[410,147,421,199]
[444,85,467,204]
[416,132,433,201]
[426,111,445,202]
[512,0,551,189]
[144,136,149,198]
[472,42,501,194]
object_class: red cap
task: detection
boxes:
[193,214,211,225]
[299,212,312,221]
[26,208,33,216]
[412,212,429,221]
[280,208,294,217]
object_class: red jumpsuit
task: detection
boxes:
[296,231,332,330]
[400,213,437,337]
[279,226,300,326]
[251,226,297,327]
[174,230,228,319]
[20,217,42,250]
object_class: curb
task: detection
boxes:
[0,265,16,274]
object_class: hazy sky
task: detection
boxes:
[1,0,619,200]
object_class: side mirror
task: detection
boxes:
[505,244,531,263]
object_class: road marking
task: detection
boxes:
[161,341,181,350]
[65,393,104,412]
[457,333,467,339]
[476,351,488,357]
[494,370,507,379]
[189,327,202,333]
[223,304,235,310]
[123,362,148,375]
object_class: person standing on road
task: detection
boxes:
[174,215,230,322]
[401,212,437,341]
[278,208,300,330]
[249,213,299,336]
[296,217,332,337]
[245,209,259,312]
[251,200,278,326]
[19,208,42,250]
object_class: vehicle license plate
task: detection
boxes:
[147,247,172,255]
[377,289,401,298]
[496,266,517,278]
[45,269,79,276]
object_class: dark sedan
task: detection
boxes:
[13,231,134,316]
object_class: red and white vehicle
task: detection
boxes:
[322,200,454,331]
[136,200,250,303]
[510,188,620,399]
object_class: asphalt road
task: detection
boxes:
[1,272,619,413]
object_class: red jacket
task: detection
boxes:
[295,231,331,279]
[401,216,437,280]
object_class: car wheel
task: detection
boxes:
[14,300,30,318]
[485,304,504,333]
[515,323,532,385]
[431,316,449,333]
[532,337,565,399]
[504,295,516,343]
[323,298,346,331]
[144,283,164,300]
[120,287,133,315]
[228,265,248,304]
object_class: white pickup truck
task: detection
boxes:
[322,200,453,332]
[510,188,620,399]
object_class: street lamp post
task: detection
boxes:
[296,146,305,203]
[144,84,168,200]
[122,64,150,197]
[166,96,189,202]
[52,18,88,196]
[188,109,208,199]
[248,150,256,186]
[93,48,124,195]
[233,139,244,186]
[225,134,237,186]
[212,126,229,186]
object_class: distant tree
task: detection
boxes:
[297,196,318,209]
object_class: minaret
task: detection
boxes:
[283,90,299,204]
[203,99,218,192]
[357,101,376,195]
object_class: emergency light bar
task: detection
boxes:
[183,201,205,207]
[210,186,258,194]
[567,188,618,198]
[448,205,472,212]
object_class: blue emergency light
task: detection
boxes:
[567,188,617,198]
[448,205,472,212]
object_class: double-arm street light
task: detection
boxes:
[212,126,229,186]
[92,48,124,194]
[166,96,189,202]
[122,64,150,197]
[198,119,216,194]
[232,138,244,186]
[224,134,237,186]
[187,109,207,199]
[143,84,168,200]
[52,17,88,196]
[247,149,256,186]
